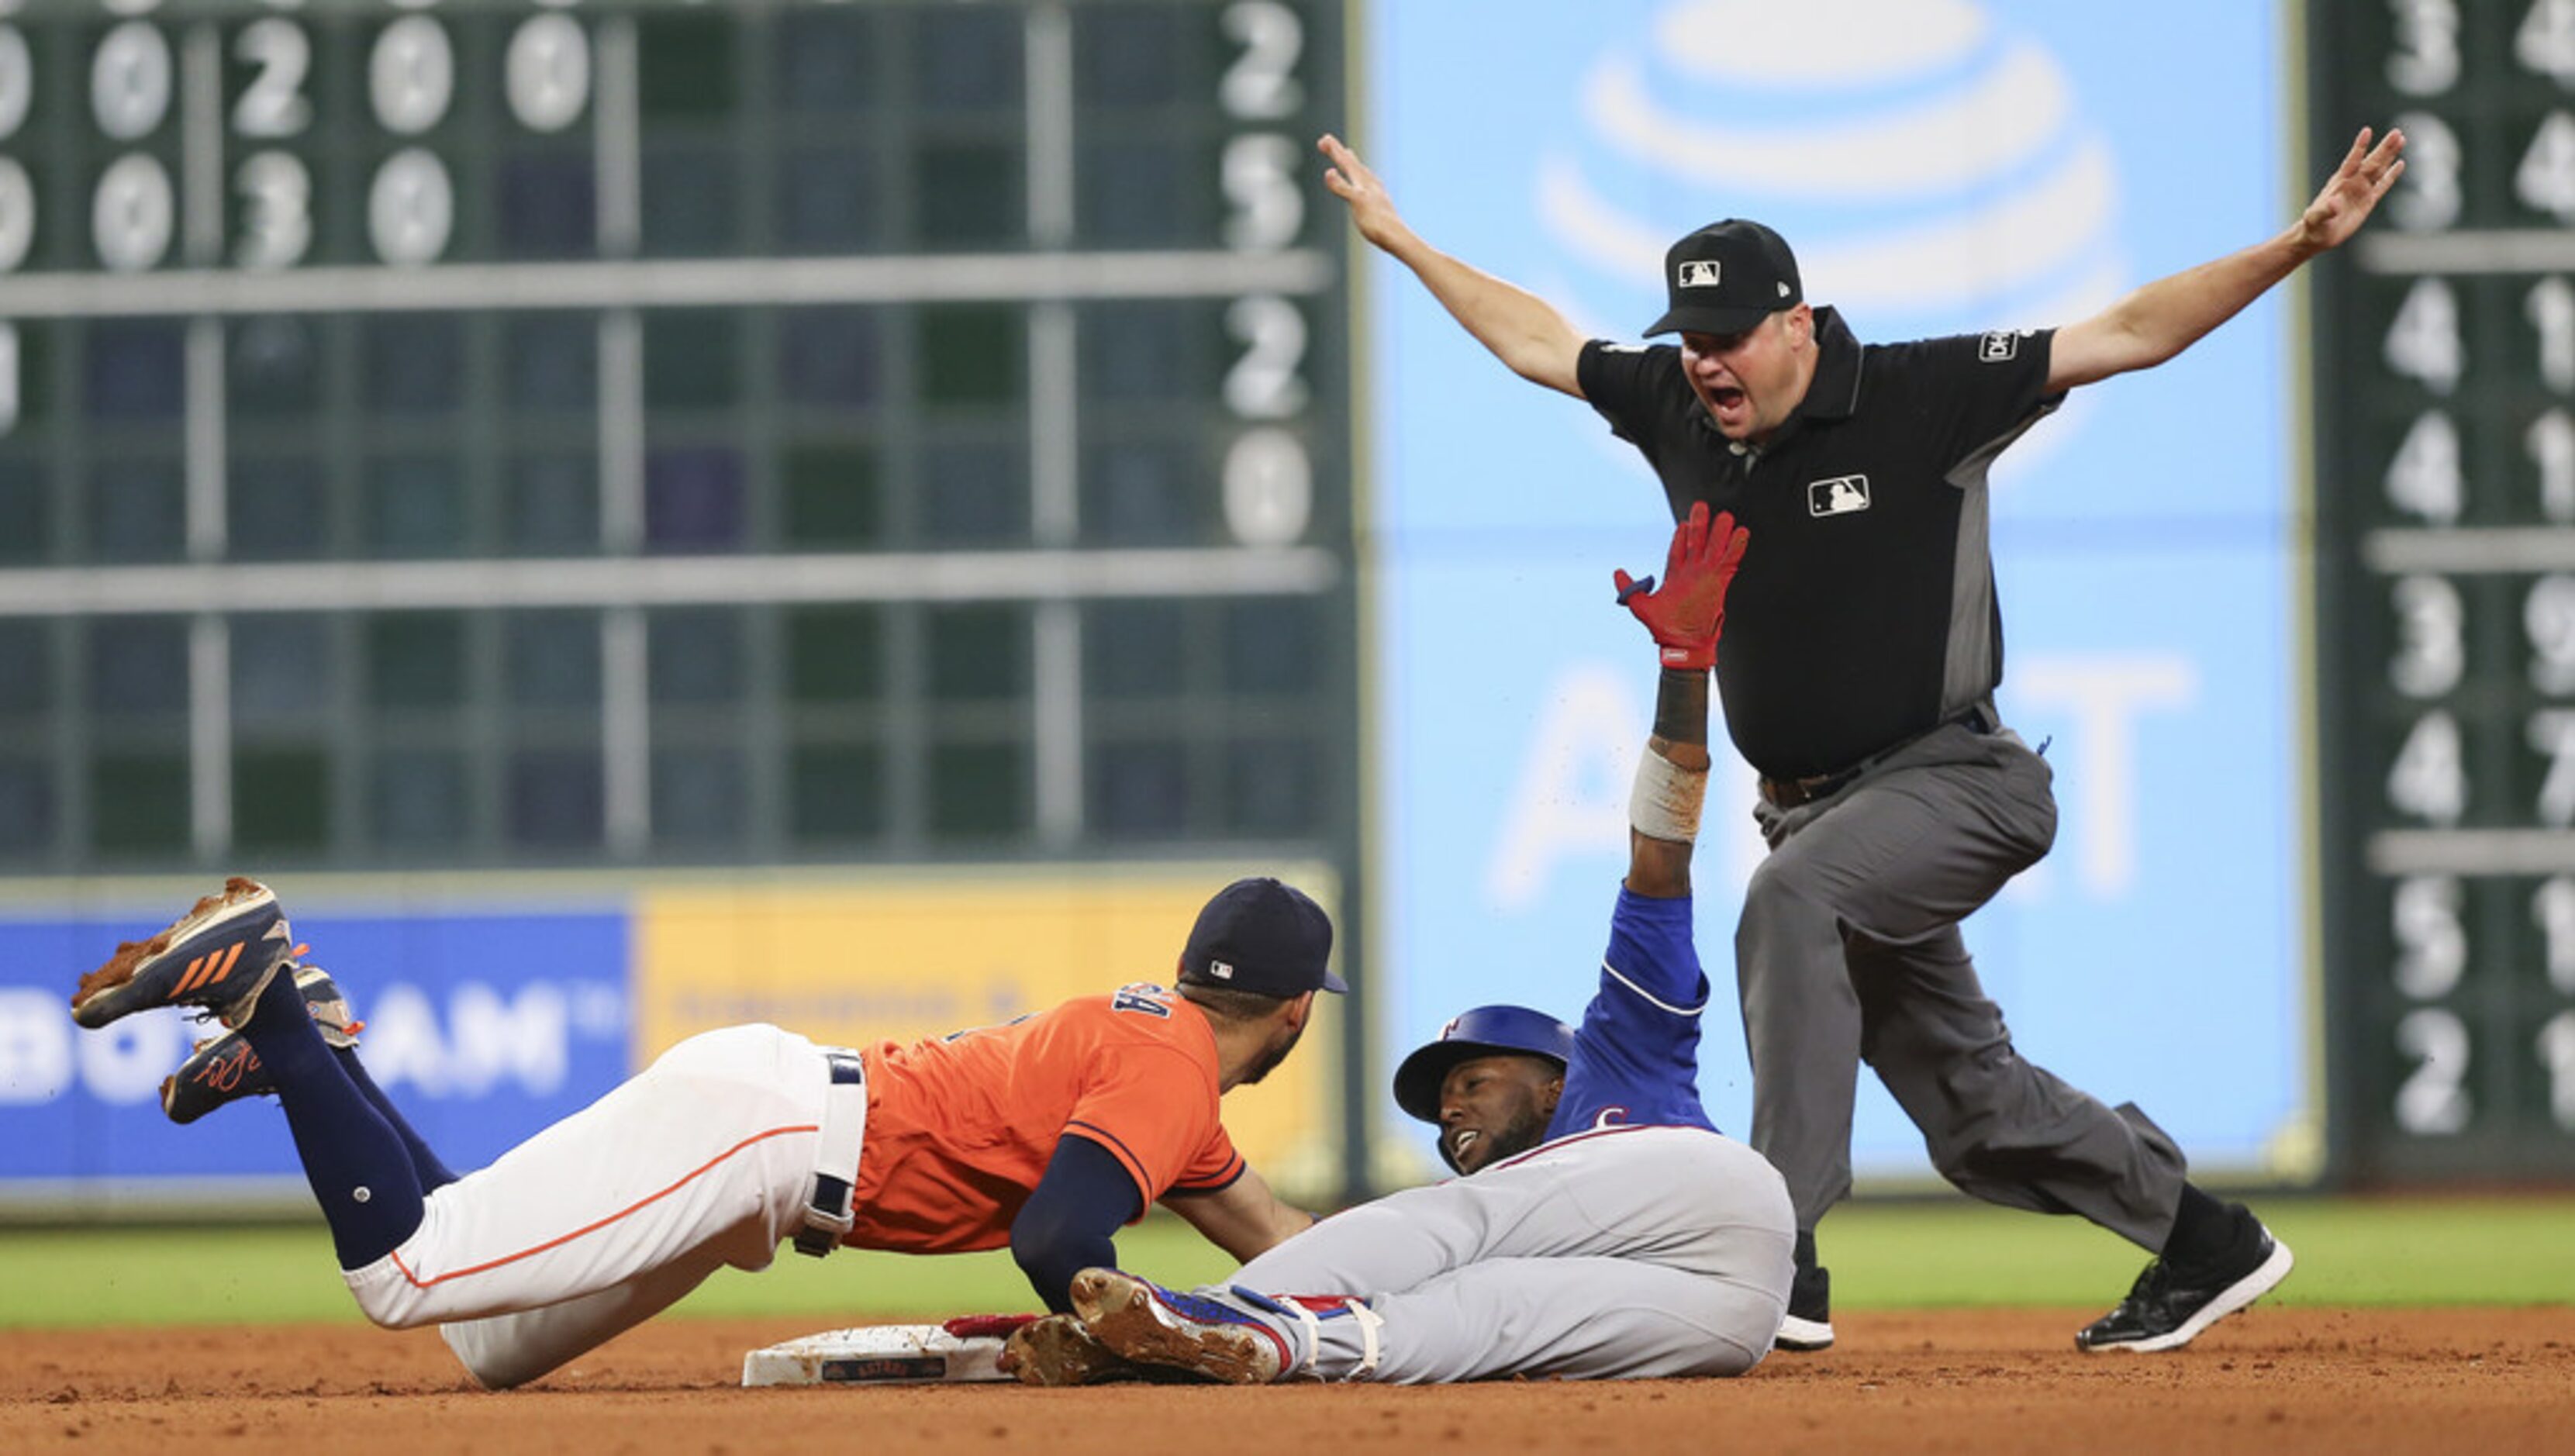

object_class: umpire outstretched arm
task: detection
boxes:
[2048,126,2404,391]
[1322,126,2408,407]
[1319,133,1586,397]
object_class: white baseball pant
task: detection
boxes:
[340,1024,844,1389]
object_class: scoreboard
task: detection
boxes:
[0,0,1357,885]
[2313,0,2575,1179]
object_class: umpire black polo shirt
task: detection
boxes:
[1576,308,2062,780]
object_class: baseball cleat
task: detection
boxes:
[71,878,293,1032]
[2075,1206,2294,1353]
[159,961,363,1125]
[1068,1268,1288,1385]
[1774,1237,1835,1351]
[999,1313,1148,1386]
[1772,1313,1835,1352]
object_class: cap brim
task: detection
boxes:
[1645,302,1776,338]
[1389,1037,1561,1123]
[1320,968,1349,994]
[1393,1041,1492,1125]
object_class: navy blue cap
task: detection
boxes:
[1392,1004,1576,1124]
[1179,877,1344,997]
[1645,219,1804,337]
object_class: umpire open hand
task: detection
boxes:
[2294,125,2405,256]
[1614,502,1749,671]
[1318,133,1413,252]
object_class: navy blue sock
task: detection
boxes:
[237,972,426,1269]
[332,1048,458,1192]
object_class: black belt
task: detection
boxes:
[1756,704,1999,811]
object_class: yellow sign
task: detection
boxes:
[633,865,1344,1199]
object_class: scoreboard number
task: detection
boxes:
[505,13,589,134]
[2385,109,2461,229]
[91,19,173,140]
[2392,874,2466,999]
[2521,0,2575,83]
[2389,574,2466,698]
[2386,709,2467,826]
[231,17,311,138]
[2383,276,2464,392]
[2384,409,2461,523]
[2395,1006,2472,1136]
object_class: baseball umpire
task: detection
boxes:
[1317,123,2406,1352]
[1003,503,1796,1385]
[67,874,1336,1388]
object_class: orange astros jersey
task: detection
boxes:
[841,983,1247,1254]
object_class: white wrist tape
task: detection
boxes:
[1629,744,1707,844]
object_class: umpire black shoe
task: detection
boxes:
[2075,1203,2294,1352]
[1774,1242,1834,1351]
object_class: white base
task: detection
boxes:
[742,1324,1011,1386]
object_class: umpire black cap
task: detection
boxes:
[1645,219,1804,337]
[1392,1004,1576,1124]
[1179,877,1344,997]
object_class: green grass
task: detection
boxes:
[1814,1193,2575,1308]
[2,1194,2568,1330]
[0,1216,1242,1330]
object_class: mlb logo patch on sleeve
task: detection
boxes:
[1808,475,1871,517]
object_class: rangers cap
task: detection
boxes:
[1645,218,1804,337]
[1392,1003,1576,1124]
[1179,877,1345,997]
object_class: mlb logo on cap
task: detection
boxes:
[1646,218,1804,338]
[1179,877,1344,996]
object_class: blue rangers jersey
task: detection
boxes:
[1546,887,1717,1138]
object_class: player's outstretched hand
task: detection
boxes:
[2296,125,2405,256]
[1319,133,1412,252]
[1614,502,1749,671]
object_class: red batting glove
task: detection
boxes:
[1612,502,1749,671]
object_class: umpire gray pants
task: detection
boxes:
[1738,718,2186,1251]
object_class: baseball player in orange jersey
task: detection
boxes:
[67,875,1338,1389]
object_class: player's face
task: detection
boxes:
[1436,1054,1564,1174]
[1679,306,1811,444]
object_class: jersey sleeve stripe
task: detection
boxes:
[1062,1120,1156,1199]
[1164,1152,1248,1196]
[1600,957,1708,1016]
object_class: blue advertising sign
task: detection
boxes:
[1362,1,2308,1177]
[0,902,630,1189]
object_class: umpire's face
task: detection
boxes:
[1678,304,1814,445]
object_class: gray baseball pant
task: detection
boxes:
[1738,719,2187,1250]
[1231,1125,1793,1382]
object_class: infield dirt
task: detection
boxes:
[5,1307,2569,1454]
